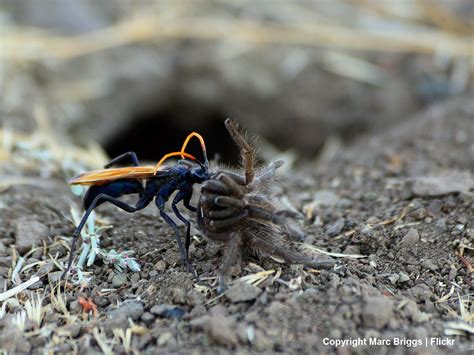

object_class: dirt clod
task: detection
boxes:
[0,328,32,353]
[111,273,128,288]
[362,296,394,329]
[400,228,420,246]
[205,313,238,347]
[108,301,144,322]
[225,283,262,303]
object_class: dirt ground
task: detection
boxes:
[0,94,472,354]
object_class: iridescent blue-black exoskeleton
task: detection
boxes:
[62,133,210,280]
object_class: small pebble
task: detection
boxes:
[14,217,50,254]
[226,283,262,303]
[48,271,63,284]
[155,260,167,271]
[28,280,44,290]
[112,273,128,288]
[399,272,410,283]
[157,332,174,346]
[400,228,419,246]
[388,274,399,285]
[422,259,438,271]
[325,219,345,237]
[150,304,186,319]
[108,301,144,321]
[141,312,155,324]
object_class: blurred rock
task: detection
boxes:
[400,228,419,246]
[410,171,474,197]
[226,283,262,303]
[150,304,186,319]
[362,296,393,329]
[14,217,50,254]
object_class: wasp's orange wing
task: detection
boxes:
[70,166,166,186]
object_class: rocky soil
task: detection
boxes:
[0,95,473,354]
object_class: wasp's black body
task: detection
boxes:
[62,152,209,279]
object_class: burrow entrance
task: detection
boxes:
[104,106,241,166]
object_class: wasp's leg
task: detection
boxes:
[62,193,152,279]
[182,193,197,213]
[218,232,242,294]
[104,151,140,168]
[156,195,199,280]
[209,210,249,229]
[171,190,194,260]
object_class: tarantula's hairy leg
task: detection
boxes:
[214,196,246,209]
[218,171,246,186]
[216,173,244,197]
[208,208,239,219]
[225,118,256,185]
[201,180,231,196]
[210,211,249,229]
[246,206,294,225]
[218,232,242,293]
[247,233,336,269]
[251,160,284,186]
[200,194,223,206]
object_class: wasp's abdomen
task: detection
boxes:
[84,179,143,210]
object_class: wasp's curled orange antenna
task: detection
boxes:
[180,132,209,168]
[154,151,197,174]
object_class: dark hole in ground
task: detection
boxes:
[104,107,240,167]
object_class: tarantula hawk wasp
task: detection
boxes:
[62,131,210,280]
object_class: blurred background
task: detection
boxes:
[1,0,473,166]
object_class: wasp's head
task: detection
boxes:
[190,165,209,182]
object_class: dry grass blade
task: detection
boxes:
[0,276,40,302]
[50,284,71,320]
[302,244,366,259]
[2,12,472,64]
[417,0,474,34]
[12,311,27,332]
[235,269,275,286]
[25,293,45,328]
[444,321,474,335]
[93,327,114,355]
[11,257,25,285]
[436,285,455,303]
[322,50,387,85]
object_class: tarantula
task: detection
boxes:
[197,119,336,291]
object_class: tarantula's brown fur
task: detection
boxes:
[197,119,335,291]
